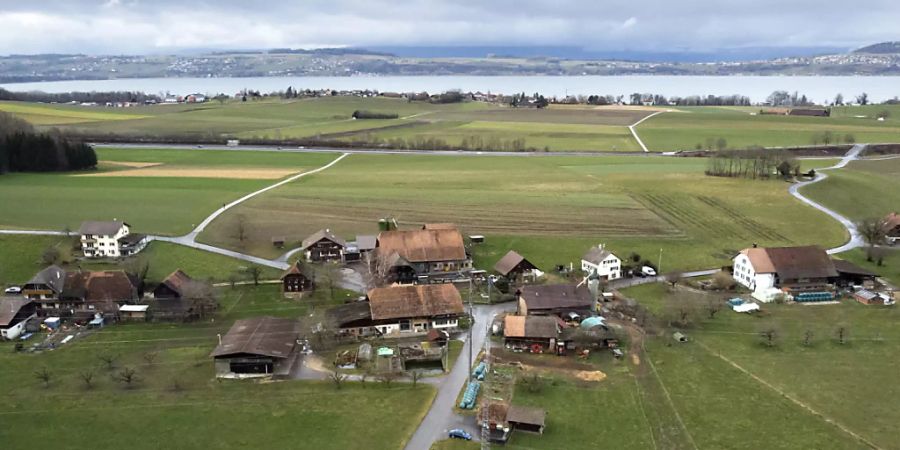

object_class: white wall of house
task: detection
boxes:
[732,254,776,292]
[81,224,129,258]
[1,314,34,340]
[432,318,459,329]
[581,254,623,280]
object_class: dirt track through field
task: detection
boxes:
[695,340,881,450]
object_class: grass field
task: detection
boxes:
[0,236,282,287]
[621,282,900,449]
[198,152,847,272]
[0,284,434,450]
[638,106,900,151]
[803,156,900,222]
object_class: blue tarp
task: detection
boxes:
[580,316,606,329]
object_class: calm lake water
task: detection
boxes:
[3,75,900,103]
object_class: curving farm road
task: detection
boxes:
[788,144,866,254]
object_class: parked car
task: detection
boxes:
[641,266,657,277]
[448,429,473,440]
[4,286,22,294]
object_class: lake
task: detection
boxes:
[2,75,899,103]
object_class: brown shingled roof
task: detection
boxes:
[0,298,35,327]
[160,270,193,297]
[79,220,127,236]
[210,316,300,359]
[377,228,467,263]
[507,405,546,427]
[504,315,558,339]
[520,285,593,311]
[300,229,346,250]
[494,250,538,276]
[367,284,464,320]
[755,246,838,279]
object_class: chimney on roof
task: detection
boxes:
[217,334,222,345]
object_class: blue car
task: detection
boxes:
[448,429,473,440]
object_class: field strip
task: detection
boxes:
[186,152,350,238]
[401,111,434,120]
[631,377,661,450]
[80,166,300,179]
[629,110,667,152]
[695,340,881,450]
[643,342,699,450]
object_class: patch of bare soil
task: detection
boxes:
[102,160,163,168]
[574,370,608,382]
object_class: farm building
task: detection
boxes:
[733,246,838,302]
[886,212,900,245]
[852,289,894,306]
[25,266,139,318]
[23,265,66,302]
[481,403,547,443]
[79,220,147,258]
[494,250,542,283]
[581,244,622,281]
[376,225,472,283]
[153,270,195,299]
[281,261,314,297]
[503,315,563,353]
[210,316,301,378]
[118,304,149,321]
[0,298,37,340]
[788,108,830,117]
[831,259,878,288]
[517,284,594,318]
[328,284,465,337]
[299,229,347,263]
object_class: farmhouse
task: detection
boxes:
[503,315,562,353]
[788,107,830,117]
[581,244,622,281]
[329,284,465,337]
[494,250,542,283]
[831,259,878,288]
[118,304,150,321]
[23,265,66,301]
[517,284,594,318]
[0,298,37,340]
[300,229,346,263]
[281,261,314,297]
[885,212,900,245]
[733,246,838,302]
[79,220,147,258]
[376,225,472,283]
[25,266,139,317]
[210,316,301,378]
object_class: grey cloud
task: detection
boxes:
[0,0,898,54]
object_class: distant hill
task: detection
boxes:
[854,42,900,54]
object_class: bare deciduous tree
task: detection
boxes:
[759,326,780,348]
[116,367,140,388]
[34,367,52,387]
[99,354,117,371]
[835,325,849,345]
[377,371,400,387]
[142,351,159,367]
[857,217,890,261]
[363,251,394,289]
[316,263,342,300]
[182,280,218,319]
[664,272,682,288]
[410,370,421,388]
[705,299,722,319]
[79,370,95,389]
[330,370,347,390]
[234,214,247,243]
[802,329,814,347]
[41,246,61,265]
[244,265,263,286]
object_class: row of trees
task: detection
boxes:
[628,93,752,107]
[705,149,799,179]
[0,112,97,173]
[0,88,160,104]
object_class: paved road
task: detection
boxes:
[788,144,866,254]
[608,269,720,290]
[92,142,654,158]
[404,303,515,450]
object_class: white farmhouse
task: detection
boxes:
[581,244,622,281]
[733,246,838,302]
[79,220,147,258]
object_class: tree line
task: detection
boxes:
[0,88,160,104]
[0,112,97,173]
[705,148,799,179]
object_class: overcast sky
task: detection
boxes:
[0,0,897,55]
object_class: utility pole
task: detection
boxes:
[658,248,663,275]
[467,272,473,381]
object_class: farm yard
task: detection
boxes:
[0,284,434,450]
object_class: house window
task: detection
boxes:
[399,320,411,331]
